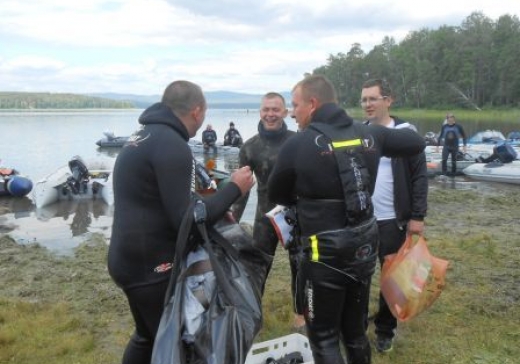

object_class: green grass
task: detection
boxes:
[347,108,520,124]
[1,185,519,363]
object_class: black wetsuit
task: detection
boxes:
[233,121,297,306]
[223,128,243,147]
[202,129,217,153]
[108,103,241,364]
[438,123,466,175]
[268,103,425,364]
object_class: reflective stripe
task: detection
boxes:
[332,139,362,149]
[310,235,319,261]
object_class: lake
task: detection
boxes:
[1,109,284,254]
[0,109,515,254]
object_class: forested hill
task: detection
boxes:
[0,91,290,110]
[312,11,520,109]
[0,92,134,109]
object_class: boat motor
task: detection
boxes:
[195,161,214,190]
[424,132,438,146]
[66,156,89,194]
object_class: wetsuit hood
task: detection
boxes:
[138,102,190,141]
[311,103,354,127]
[257,120,290,140]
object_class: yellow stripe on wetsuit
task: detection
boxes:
[309,235,319,261]
[331,138,362,149]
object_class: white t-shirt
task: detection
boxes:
[372,120,396,220]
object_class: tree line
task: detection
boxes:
[310,11,520,110]
[0,92,134,109]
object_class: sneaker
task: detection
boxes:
[375,336,393,353]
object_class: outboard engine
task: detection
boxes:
[67,156,89,194]
[195,161,213,189]
[103,130,116,140]
[424,131,438,146]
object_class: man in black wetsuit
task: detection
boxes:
[223,121,243,147]
[267,75,425,364]
[107,80,255,364]
[231,92,302,328]
[436,113,467,176]
[202,124,218,153]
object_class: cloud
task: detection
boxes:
[1,0,519,94]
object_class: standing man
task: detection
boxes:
[436,113,467,176]
[231,92,303,328]
[268,75,425,364]
[361,79,428,353]
[202,124,218,153]
[108,80,255,364]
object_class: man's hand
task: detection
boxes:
[230,166,255,196]
[407,219,425,236]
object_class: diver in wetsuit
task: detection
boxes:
[108,80,254,364]
[268,75,425,364]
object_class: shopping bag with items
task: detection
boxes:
[380,235,449,322]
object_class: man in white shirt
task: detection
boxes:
[361,79,428,353]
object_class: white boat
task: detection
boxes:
[467,129,506,144]
[425,144,495,159]
[427,158,476,177]
[32,156,114,208]
[462,160,520,185]
[188,140,240,155]
[96,131,129,148]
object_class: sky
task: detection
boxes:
[1,1,519,96]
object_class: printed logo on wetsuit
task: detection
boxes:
[355,244,373,261]
[306,281,315,322]
[362,135,376,152]
[154,262,172,273]
[126,132,151,147]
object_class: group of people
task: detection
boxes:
[107,75,428,364]
[201,121,243,153]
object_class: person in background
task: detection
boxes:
[361,78,428,353]
[436,113,467,176]
[107,80,255,364]
[223,121,243,147]
[202,124,218,153]
[231,92,303,330]
[267,75,425,364]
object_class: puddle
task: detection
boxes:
[0,198,113,255]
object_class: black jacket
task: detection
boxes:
[108,103,241,290]
[267,103,426,236]
[365,117,428,226]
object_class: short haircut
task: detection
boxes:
[293,75,337,104]
[262,92,286,107]
[362,78,393,98]
[161,80,206,116]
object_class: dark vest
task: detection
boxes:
[308,122,373,226]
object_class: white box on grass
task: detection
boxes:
[245,333,313,364]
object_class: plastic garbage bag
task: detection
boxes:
[380,235,449,322]
[152,199,272,364]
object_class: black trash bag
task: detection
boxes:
[152,199,272,364]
